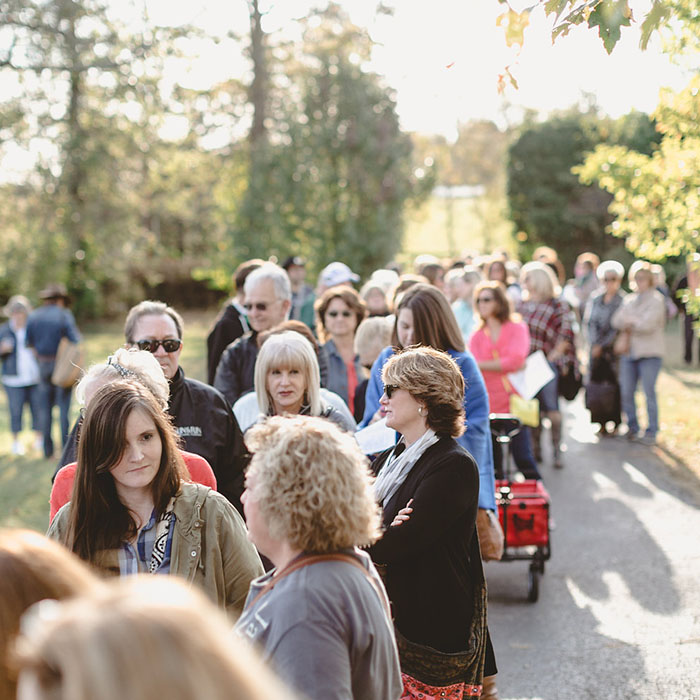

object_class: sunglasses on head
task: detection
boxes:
[244,302,270,312]
[384,384,401,398]
[327,310,353,318]
[135,338,182,353]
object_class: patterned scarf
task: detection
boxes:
[148,497,176,573]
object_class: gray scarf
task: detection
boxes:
[374,429,438,507]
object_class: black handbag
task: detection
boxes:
[557,360,582,401]
[585,353,621,424]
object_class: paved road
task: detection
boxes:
[486,397,700,700]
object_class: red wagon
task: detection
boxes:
[490,414,552,602]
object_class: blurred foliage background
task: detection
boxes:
[0,0,698,319]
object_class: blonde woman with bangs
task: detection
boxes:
[235,415,402,700]
[249,330,355,432]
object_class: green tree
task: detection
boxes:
[0,0,233,315]
[230,3,429,279]
[506,108,660,274]
[577,78,700,315]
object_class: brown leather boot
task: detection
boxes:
[482,673,499,699]
[548,410,563,469]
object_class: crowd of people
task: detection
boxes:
[0,246,694,700]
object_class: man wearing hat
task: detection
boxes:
[316,261,360,296]
[282,255,315,330]
[25,283,81,458]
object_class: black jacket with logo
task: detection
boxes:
[169,367,248,514]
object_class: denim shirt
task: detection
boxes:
[321,339,363,408]
[25,304,80,357]
[360,345,497,511]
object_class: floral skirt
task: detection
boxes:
[401,672,481,699]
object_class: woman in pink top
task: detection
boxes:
[470,281,541,480]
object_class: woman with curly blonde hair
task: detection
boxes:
[368,346,495,699]
[235,415,402,700]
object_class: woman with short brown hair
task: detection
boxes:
[360,283,497,516]
[369,347,494,697]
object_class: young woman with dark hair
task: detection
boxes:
[48,381,263,615]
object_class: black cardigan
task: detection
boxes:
[369,436,480,653]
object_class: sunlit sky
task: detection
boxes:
[144,0,689,140]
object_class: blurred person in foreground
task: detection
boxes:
[611,260,666,445]
[470,281,541,480]
[215,263,291,405]
[206,258,263,385]
[361,284,497,518]
[0,296,42,456]
[235,415,402,700]
[0,529,98,700]
[368,347,495,698]
[50,349,217,521]
[124,300,247,512]
[48,381,263,614]
[315,286,367,416]
[25,283,81,458]
[14,576,297,700]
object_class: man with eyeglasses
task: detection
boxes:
[122,300,249,513]
[214,263,292,405]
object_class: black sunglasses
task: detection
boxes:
[327,310,353,318]
[135,338,182,353]
[476,296,495,304]
[384,384,401,398]
[244,302,271,312]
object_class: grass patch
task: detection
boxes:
[655,320,700,480]
[402,194,516,263]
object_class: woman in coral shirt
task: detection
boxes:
[470,281,541,480]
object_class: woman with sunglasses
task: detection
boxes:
[369,347,494,698]
[315,286,367,416]
[469,281,541,480]
[360,283,497,517]
[48,380,264,615]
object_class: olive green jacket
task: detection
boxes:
[48,482,263,616]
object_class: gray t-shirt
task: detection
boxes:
[234,549,402,700]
